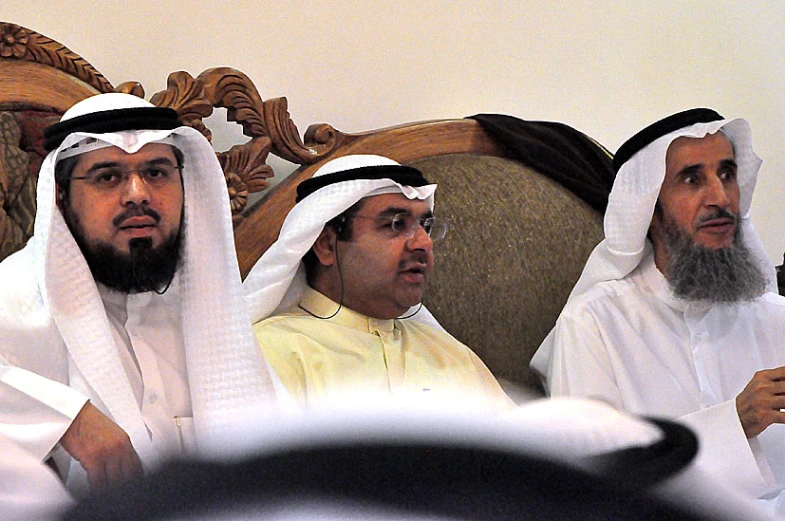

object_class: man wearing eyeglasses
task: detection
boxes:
[0,93,276,502]
[55,139,185,292]
[245,154,512,411]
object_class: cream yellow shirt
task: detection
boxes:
[255,287,513,412]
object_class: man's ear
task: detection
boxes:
[648,204,669,273]
[55,185,66,212]
[648,201,664,246]
[312,226,338,268]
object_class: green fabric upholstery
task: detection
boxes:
[411,154,604,396]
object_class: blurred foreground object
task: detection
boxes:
[62,398,775,521]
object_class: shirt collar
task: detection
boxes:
[639,249,716,313]
[96,274,182,314]
[638,250,688,311]
[300,286,396,333]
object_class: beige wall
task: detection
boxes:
[4,1,785,261]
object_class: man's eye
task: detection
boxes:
[94,171,121,184]
[144,167,167,179]
[390,216,408,233]
[683,175,698,185]
[421,219,433,233]
[720,169,737,181]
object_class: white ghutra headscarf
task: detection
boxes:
[33,93,277,457]
[243,154,441,326]
[569,111,775,300]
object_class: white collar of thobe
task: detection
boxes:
[97,276,182,315]
[639,250,688,312]
[640,250,718,314]
[299,286,397,334]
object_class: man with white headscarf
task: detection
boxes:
[244,154,512,411]
[530,108,785,512]
[0,93,276,498]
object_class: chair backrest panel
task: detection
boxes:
[412,154,603,394]
[234,118,509,276]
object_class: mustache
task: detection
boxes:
[400,250,430,271]
[113,206,161,227]
[698,208,736,224]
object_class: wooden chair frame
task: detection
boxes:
[0,22,511,277]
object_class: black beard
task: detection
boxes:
[63,204,183,294]
[661,216,766,303]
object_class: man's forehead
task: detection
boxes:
[76,142,177,167]
[665,131,734,169]
[360,192,432,213]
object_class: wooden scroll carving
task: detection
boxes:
[0,22,114,95]
[0,21,351,226]
[136,67,350,225]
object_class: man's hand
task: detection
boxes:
[59,401,143,491]
[736,366,785,438]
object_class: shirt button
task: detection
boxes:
[148,394,159,404]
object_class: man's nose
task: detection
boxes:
[406,224,434,251]
[121,171,151,206]
[704,174,731,208]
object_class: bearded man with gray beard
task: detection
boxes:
[531,109,785,516]
[660,207,766,303]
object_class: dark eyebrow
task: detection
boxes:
[145,157,177,166]
[719,159,738,170]
[676,164,702,180]
[376,207,412,218]
[85,161,122,174]
[376,207,434,219]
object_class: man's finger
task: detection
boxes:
[104,455,126,487]
[86,460,109,492]
[760,365,785,381]
[121,451,144,482]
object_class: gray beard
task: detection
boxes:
[661,219,766,303]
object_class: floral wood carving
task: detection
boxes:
[0,22,114,94]
[142,67,347,224]
[220,137,273,226]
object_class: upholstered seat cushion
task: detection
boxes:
[412,154,604,396]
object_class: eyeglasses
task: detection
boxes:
[352,212,448,242]
[71,164,182,191]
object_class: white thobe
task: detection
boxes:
[0,434,74,521]
[98,284,194,454]
[531,252,785,509]
[0,259,194,495]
